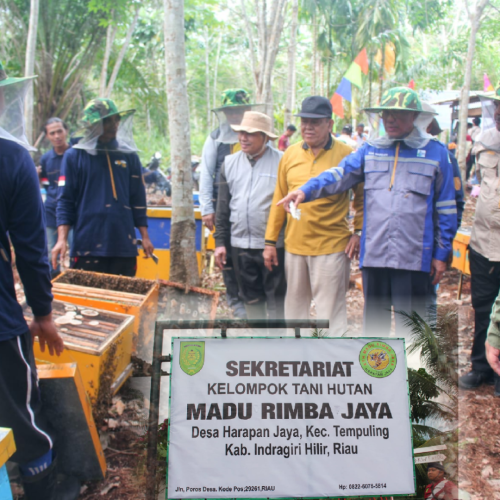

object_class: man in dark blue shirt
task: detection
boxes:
[52,98,154,276]
[0,62,72,499]
[39,117,71,277]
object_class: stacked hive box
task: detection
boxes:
[452,228,471,275]
[26,300,134,400]
[52,270,159,362]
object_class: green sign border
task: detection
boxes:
[165,335,415,500]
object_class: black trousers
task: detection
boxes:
[362,267,429,337]
[221,238,244,310]
[0,330,54,464]
[232,247,287,319]
[470,247,500,373]
[72,256,137,277]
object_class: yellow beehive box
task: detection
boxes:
[52,270,158,362]
[37,363,106,480]
[452,229,471,276]
[26,300,134,402]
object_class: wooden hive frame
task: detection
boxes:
[52,270,159,362]
[27,300,135,401]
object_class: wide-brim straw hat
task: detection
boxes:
[230,111,278,140]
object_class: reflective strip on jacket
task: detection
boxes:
[300,139,457,272]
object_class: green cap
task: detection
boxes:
[81,97,135,127]
[221,89,250,107]
[363,87,423,113]
[0,61,36,87]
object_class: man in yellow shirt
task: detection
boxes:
[263,96,363,336]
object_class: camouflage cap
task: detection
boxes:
[81,97,135,127]
[212,89,258,112]
[0,61,36,88]
[363,87,423,113]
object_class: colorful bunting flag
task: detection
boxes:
[484,73,494,92]
[344,63,363,89]
[375,43,396,73]
[330,93,344,119]
[354,48,369,75]
[329,48,368,118]
[336,78,352,101]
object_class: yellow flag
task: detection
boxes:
[374,43,396,74]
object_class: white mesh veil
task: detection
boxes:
[212,104,266,144]
[73,113,138,155]
[365,108,435,149]
[475,95,500,153]
[0,78,36,151]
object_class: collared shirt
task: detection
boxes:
[470,130,500,261]
[40,147,68,227]
[0,139,52,340]
[265,135,363,256]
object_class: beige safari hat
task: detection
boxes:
[231,111,278,140]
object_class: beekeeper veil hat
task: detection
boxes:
[474,87,500,153]
[73,98,138,155]
[211,89,266,144]
[363,86,437,149]
[0,61,36,151]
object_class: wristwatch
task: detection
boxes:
[354,230,362,237]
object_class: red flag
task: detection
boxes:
[330,93,344,118]
[408,79,415,89]
[354,48,369,75]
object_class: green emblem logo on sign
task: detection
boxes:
[359,341,397,378]
[179,341,205,376]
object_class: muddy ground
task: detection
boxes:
[11,192,500,499]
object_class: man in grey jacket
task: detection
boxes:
[214,111,286,319]
[200,89,261,318]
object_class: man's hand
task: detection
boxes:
[345,234,360,259]
[263,245,279,271]
[214,246,227,270]
[141,235,155,258]
[203,213,215,232]
[430,258,447,285]
[52,239,67,270]
[29,313,64,357]
[276,190,306,213]
[486,341,500,376]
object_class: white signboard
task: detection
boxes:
[167,338,415,498]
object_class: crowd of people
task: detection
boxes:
[2,53,500,498]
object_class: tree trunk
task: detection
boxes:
[457,0,490,179]
[368,50,373,107]
[163,0,199,286]
[319,60,324,97]
[204,27,211,129]
[261,0,287,117]
[284,0,298,126]
[105,6,140,98]
[24,0,39,144]
[378,43,385,104]
[212,32,222,129]
[100,20,116,96]
[311,13,317,95]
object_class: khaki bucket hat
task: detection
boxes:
[230,111,278,140]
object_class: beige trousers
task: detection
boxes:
[284,251,350,337]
